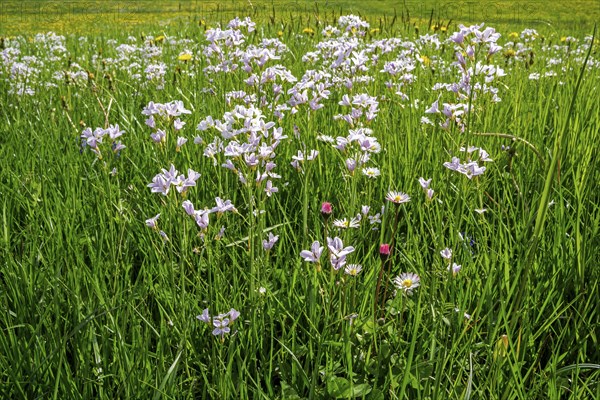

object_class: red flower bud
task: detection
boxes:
[321,202,333,218]
[379,243,390,260]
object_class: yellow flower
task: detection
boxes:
[508,32,519,40]
[155,35,165,43]
[277,30,283,37]
[420,55,431,67]
[178,53,192,61]
[302,27,314,35]
[440,26,447,33]
[503,48,516,58]
[370,28,380,35]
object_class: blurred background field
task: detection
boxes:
[1,0,599,35]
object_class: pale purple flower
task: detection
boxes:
[175,169,200,194]
[145,116,156,129]
[195,210,210,229]
[198,308,240,338]
[142,101,161,116]
[150,129,166,144]
[211,197,236,214]
[440,248,453,260]
[426,188,435,200]
[196,308,210,324]
[330,254,347,271]
[425,99,439,114]
[106,124,125,140]
[265,180,278,197]
[159,230,170,242]
[463,162,486,179]
[176,136,188,151]
[327,237,355,258]
[174,118,186,131]
[262,232,279,250]
[145,214,160,229]
[182,200,195,216]
[346,158,357,173]
[443,157,462,171]
[418,177,432,189]
[148,174,170,196]
[212,315,230,335]
[449,263,462,275]
[112,141,126,152]
[300,241,324,263]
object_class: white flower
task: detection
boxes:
[393,272,420,294]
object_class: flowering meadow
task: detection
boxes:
[1,12,599,399]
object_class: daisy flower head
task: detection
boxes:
[344,264,363,276]
[386,191,411,205]
[394,272,420,295]
[362,167,381,179]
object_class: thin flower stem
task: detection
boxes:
[472,132,545,168]
[380,205,402,317]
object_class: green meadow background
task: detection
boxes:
[1,0,599,35]
[1,1,599,399]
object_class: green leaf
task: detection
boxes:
[327,376,372,398]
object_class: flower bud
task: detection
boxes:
[321,202,333,219]
[379,243,390,260]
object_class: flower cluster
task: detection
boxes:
[181,197,236,232]
[198,105,286,193]
[424,24,505,132]
[418,177,435,200]
[319,126,382,176]
[147,164,200,196]
[197,308,241,339]
[300,236,356,271]
[142,100,192,145]
[334,93,379,125]
[443,146,493,179]
[80,124,126,159]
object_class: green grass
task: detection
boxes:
[1,7,599,400]
[1,0,599,35]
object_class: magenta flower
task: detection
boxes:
[379,243,390,260]
[321,202,333,218]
